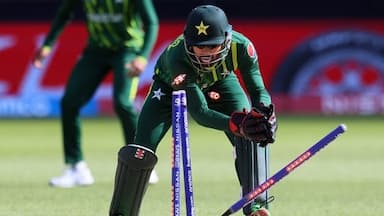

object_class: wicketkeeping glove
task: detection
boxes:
[241,103,277,147]
[229,109,248,137]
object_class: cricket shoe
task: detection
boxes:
[49,161,95,188]
[248,205,270,216]
[149,169,159,184]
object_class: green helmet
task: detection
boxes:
[184,5,232,46]
[183,5,232,72]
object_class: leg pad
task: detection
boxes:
[109,145,158,216]
[234,137,269,215]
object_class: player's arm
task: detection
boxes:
[184,83,230,131]
[237,40,271,106]
[33,0,78,68]
[127,0,159,76]
[237,40,277,145]
[136,0,159,59]
[184,84,270,141]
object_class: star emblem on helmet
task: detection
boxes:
[195,21,209,35]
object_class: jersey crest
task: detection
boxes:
[208,91,221,100]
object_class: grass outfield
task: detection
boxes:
[0,115,383,216]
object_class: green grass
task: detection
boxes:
[0,115,383,216]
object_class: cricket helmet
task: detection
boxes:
[183,5,232,72]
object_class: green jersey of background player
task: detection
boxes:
[32,0,159,188]
[109,5,277,216]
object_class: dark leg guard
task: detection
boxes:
[234,137,269,215]
[109,144,158,216]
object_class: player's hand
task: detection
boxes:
[242,103,277,147]
[32,47,51,69]
[229,109,248,137]
[126,56,147,77]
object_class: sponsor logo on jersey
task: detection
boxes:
[87,13,123,23]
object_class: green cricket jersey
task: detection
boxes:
[152,31,271,131]
[42,0,158,58]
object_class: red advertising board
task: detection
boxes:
[1,20,384,116]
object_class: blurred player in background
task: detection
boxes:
[109,5,277,216]
[32,0,159,188]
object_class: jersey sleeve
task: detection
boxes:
[42,0,79,48]
[184,84,231,132]
[237,39,272,106]
[136,0,159,58]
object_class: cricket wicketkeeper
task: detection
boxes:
[109,5,277,216]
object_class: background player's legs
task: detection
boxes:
[50,47,109,188]
[111,50,160,184]
[111,50,139,145]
